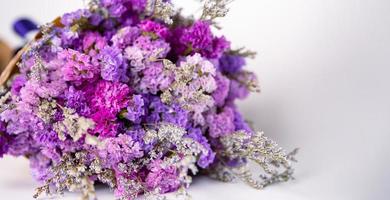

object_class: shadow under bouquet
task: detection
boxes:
[0,0,297,199]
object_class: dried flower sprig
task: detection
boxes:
[146,0,176,24]
[210,130,298,189]
[34,152,100,200]
[53,106,95,142]
[200,0,233,21]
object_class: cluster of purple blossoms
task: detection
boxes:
[0,1,295,200]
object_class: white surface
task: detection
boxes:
[1,0,390,200]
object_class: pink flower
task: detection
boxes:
[145,159,180,194]
[59,49,100,82]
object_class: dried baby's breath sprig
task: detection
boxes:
[34,152,97,200]
[210,130,298,189]
[200,0,233,21]
[229,47,257,59]
[0,89,11,113]
[146,0,176,24]
[28,54,47,81]
[53,106,95,141]
[36,100,57,123]
[144,123,206,160]
[33,152,116,200]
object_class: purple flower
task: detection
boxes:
[10,75,27,96]
[100,0,127,17]
[233,108,252,133]
[144,96,189,127]
[134,35,171,58]
[0,131,10,157]
[175,21,213,54]
[161,103,189,128]
[126,95,145,122]
[100,0,147,17]
[208,36,230,59]
[173,21,230,59]
[61,9,91,27]
[207,106,236,138]
[187,128,215,168]
[98,46,129,82]
[59,49,100,82]
[212,72,230,106]
[29,153,52,181]
[129,0,147,12]
[99,134,143,166]
[227,79,250,101]
[7,132,34,156]
[219,54,246,74]
[139,62,173,94]
[64,86,91,116]
[111,26,141,49]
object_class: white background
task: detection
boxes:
[1,0,390,200]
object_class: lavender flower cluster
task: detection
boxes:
[0,0,296,199]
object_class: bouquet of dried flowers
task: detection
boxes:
[0,0,297,199]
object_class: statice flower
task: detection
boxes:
[187,128,215,168]
[212,72,230,106]
[29,152,52,181]
[100,0,128,17]
[10,74,27,96]
[98,46,129,82]
[64,86,91,116]
[88,80,131,116]
[133,35,171,59]
[60,9,98,45]
[111,26,141,49]
[99,134,144,166]
[61,9,92,27]
[0,130,10,157]
[208,36,230,59]
[173,21,230,59]
[144,96,189,128]
[179,21,213,52]
[85,80,130,137]
[124,35,170,75]
[139,62,173,94]
[219,54,246,74]
[59,49,100,82]
[207,106,236,138]
[6,132,35,156]
[233,107,252,133]
[125,94,145,122]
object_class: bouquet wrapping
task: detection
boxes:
[0,0,297,199]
